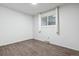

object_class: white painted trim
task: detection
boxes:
[56,7,60,35]
[38,13,41,31]
[0,38,33,47]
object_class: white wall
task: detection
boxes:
[34,4,79,51]
[0,3,79,51]
[0,6,33,46]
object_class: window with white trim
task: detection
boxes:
[41,15,56,26]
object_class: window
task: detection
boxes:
[48,16,56,25]
[41,15,56,26]
[41,16,47,26]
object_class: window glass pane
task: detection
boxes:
[41,16,47,26]
[48,16,56,25]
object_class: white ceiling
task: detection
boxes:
[0,3,64,15]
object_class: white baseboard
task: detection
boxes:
[0,38,33,47]
[35,38,79,51]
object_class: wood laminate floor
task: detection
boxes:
[0,39,79,56]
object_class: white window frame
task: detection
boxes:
[38,7,59,34]
[41,15,56,27]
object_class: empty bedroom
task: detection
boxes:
[0,3,79,56]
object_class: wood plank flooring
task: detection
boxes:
[0,39,79,56]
